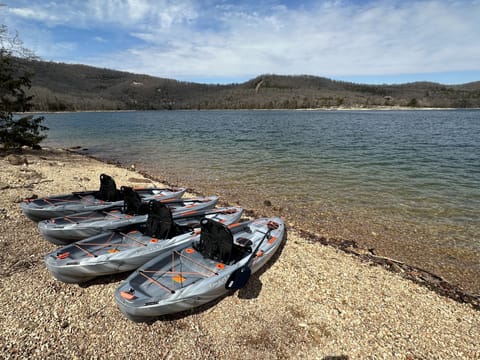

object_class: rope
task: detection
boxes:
[74,244,96,257]
[173,251,218,275]
[119,232,148,247]
[139,270,175,294]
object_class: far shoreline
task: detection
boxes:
[15,106,480,115]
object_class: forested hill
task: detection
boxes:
[15,57,480,111]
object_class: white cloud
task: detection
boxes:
[86,0,196,27]
[113,0,480,79]
[6,0,198,29]
[3,0,480,82]
[94,36,107,43]
[7,2,86,27]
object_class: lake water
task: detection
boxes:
[40,110,480,292]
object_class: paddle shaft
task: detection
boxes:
[246,228,273,267]
[224,227,273,290]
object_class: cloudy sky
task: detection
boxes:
[2,0,480,84]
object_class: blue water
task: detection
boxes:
[40,110,480,256]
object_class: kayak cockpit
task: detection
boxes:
[193,218,253,265]
[119,218,251,304]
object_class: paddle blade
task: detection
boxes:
[225,266,252,290]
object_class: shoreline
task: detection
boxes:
[16,106,480,116]
[88,150,480,308]
[1,147,479,358]
[112,153,480,297]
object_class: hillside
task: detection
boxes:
[15,58,480,111]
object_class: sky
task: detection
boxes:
[2,0,480,85]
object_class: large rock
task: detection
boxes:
[6,154,28,166]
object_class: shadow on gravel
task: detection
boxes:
[78,272,131,288]
[237,227,288,300]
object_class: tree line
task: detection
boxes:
[2,21,480,152]
[14,58,480,111]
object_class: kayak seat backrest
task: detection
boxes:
[199,218,233,264]
[122,186,148,215]
[144,200,173,239]
[96,173,120,201]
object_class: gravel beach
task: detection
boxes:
[0,148,479,359]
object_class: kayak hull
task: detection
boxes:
[38,196,219,244]
[44,207,244,283]
[21,187,186,222]
[115,217,285,322]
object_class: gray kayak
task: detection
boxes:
[20,173,186,222]
[44,205,244,283]
[115,216,285,322]
[38,196,219,245]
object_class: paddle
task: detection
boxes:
[225,221,278,290]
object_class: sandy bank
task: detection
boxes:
[0,148,478,359]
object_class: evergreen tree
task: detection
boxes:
[0,26,47,150]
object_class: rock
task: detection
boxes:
[60,321,69,329]
[48,161,65,167]
[18,169,42,180]
[128,177,151,183]
[6,154,28,166]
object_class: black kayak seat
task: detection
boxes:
[97,173,121,201]
[144,200,173,239]
[199,218,234,264]
[122,186,147,215]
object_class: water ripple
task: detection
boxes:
[42,109,480,251]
